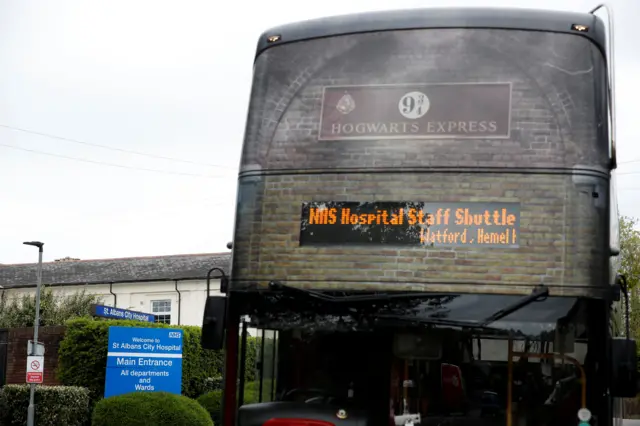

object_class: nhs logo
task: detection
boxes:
[168,331,182,339]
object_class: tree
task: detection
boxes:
[620,215,640,290]
[0,287,102,328]
[619,216,640,338]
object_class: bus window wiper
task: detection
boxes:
[268,282,548,322]
[479,284,549,327]
[268,281,451,303]
[376,285,549,330]
[374,314,498,331]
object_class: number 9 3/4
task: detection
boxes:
[398,91,430,119]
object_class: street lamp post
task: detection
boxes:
[23,241,44,426]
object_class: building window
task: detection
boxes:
[151,299,172,324]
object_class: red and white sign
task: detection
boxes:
[26,355,44,384]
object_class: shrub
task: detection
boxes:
[91,391,213,426]
[0,384,90,426]
[196,376,223,396]
[243,381,262,404]
[197,380,270,424]
[57,317,259,404]
[197,389,223,426]
[243,379,275,403]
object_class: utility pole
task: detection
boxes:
[23,241,44,426]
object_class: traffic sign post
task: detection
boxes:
[27,340,45,356]
[22,240,44,426]
[26,355,44,384]
[104,326,183,398]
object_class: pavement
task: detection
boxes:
[623,421,640,426]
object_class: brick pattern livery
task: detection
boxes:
[232,28,610,297]
[5,326,66,385]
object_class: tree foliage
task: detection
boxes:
[620,215,640,291]
[619,216,640,339]
[0,287,102,328]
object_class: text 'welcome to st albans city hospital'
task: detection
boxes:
[300,202,520,248]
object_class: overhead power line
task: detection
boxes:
[0,143,228,179]
[619,159,640,165]
[0,124,235,169]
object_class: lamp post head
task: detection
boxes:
[23,241,44,252]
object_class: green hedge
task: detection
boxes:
[57,318,259,403]
[197,390,223,426]
[91,391,213,426]
[197,380,271,424]
[0,384,90,426]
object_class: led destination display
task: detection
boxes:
[300,201,520,247]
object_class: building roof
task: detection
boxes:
[0,253,231,289]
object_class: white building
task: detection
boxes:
[0,252,231,327]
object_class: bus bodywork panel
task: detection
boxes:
[231,27,610,297]
[254,7,606,57]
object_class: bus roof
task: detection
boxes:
[255,7,607,59]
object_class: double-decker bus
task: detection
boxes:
[202,5,639,426]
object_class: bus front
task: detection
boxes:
[202,6,639,426]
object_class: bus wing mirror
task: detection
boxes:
[611,337,639,397]
[201,295,227,350]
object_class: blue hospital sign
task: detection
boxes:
[104,326,183,398]
[91,304,155,323]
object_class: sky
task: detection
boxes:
[0,0,639,264]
